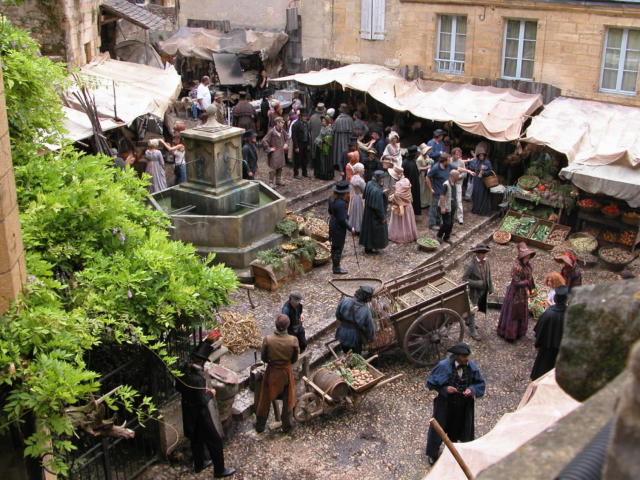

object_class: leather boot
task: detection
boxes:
[332,253,348,275]
[276,169,285,186]
[467,314,481,340]
[268,171,275,187]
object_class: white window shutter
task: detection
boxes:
[371,0,386,40]
[361,0,373,40]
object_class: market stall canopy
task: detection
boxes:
[524,96,640,167]
[157,27,289,64]
[560,161,640,208]
[101,0,167,30]
[273,64,543,141]
[62,55,181,142]
[424,370,580,480]
[113,40,164,68]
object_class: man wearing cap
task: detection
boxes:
[329,180,356,274]
[291,108,312,178]
[426,154,452,230]
[530,285,569,380]
[462,245,494,340]
[206,91,227,125]
[425,342,486,465]
[360,170,389,255]
[255,315,300,433]
[309,103,326,170]
[242,130,258,179]
[437,169,460,244]
[281,292,307,352]
[175,341,235,478]
[335,285,377,354]
[231,92,255,131]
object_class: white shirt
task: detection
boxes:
[197,83,212,110]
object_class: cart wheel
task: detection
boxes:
[294,393,322,423]
[402,308,464,367]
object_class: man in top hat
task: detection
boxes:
[530,285,569,380]
[462,244,494,340]
[360,170,389,255]
[175,337,236,478]
[255,314,300,434]
[328,180,356,274]
[425,342,486,465]
[291,108,312,178]
[281,291,307,352]
[242,129,258,180]
[231,91,255,131]
[309,103,326,169]
[335,285,377,354]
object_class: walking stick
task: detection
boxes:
[429,418,474,479]
[351,233,360,269]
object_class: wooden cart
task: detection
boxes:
[330,260,471,367]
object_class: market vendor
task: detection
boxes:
[281,291,307,352]
[255,315,300,434]
[335,285,376,354]
[554,250,582,293]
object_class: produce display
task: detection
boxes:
[517,175,540,190]
[601,204,621,217]
[601,230,619,243]
[304,216,329,240]
[528,291,550,320]
[217,311,263,355]
[493,230,511,244]
[281,243,297,251]
[417,237,440,248]
[500,216,520,233]
[546,228,569,246]
[276,218,300,238]
[582,225,602,238]
[516,216,536,237]
[578,198,601,210]
[569,236,598,254]
[325,353,377,389]
[599,247,635,265]
[531,224,550,242]
[623,211,640,225]
[619,230,637,247]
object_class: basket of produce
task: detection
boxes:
[619,229,637,248]
[285,213,307,232]
[492,230,512,245]
[499,215,520,234]
[601,203,621,219]
[517,175,540,191]
[568,233,598,254]
[276,218,300,238]
[417,237,440,252]
[304,216,330,242]
[324,353,384,393]
[599,246,637,271]
[622,211,640,226]
[577,198,601,214]
[515,216,537,238]
[281,243,297,252]
[313,242,331,266]
[546,226,570,246]
[599,230,619,244]
[531,223,551,243]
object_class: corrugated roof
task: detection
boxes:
[101,0,167,30]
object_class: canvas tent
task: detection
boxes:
[524,96,640,207]
[424,370,580,480]
[62,55,181,142]
[273,64,543,142]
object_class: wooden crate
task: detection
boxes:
[251,255,313,291]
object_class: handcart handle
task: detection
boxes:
[373,373,404,389]
[325,339,341,359]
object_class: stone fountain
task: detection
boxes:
[148,120,286,269]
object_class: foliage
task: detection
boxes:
[255,238,317,274]
[0,20,237,474]
[275,218,299,238]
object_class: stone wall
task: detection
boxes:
[178,0,290,30]
[300,0,640,107]
[62,0,102,68]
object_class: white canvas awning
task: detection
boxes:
[424,370,580,480]
[524,96,640,167]
[560,162,640,208]
[62,55,182,142]
[273,64,543,142]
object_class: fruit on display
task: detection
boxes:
[569,236,598,253]
[578,198,601,210]
[601,204,621,217]
[601,230,619,243]
[619,229,637,247]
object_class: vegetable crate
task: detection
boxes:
[500,210,570,250]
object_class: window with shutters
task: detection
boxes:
[600,27,640,95]
[501,19,537,81]
[360,0,385,41]
[435,15,466,75]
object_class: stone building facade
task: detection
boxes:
[178,0,291,30]
[301,0,640,107]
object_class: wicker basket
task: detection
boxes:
[483,171,500,188]
[492,230,512,245]
[568,232,598,254]
[621,212,640,226]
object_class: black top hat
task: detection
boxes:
[190,340,214,362]
[447,342,471,355]
[407,145,418,154]
[433,128,447,137]
[333,180,352,194]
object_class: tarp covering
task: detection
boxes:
[560,161,640,208]
[524,96,640,167]
[273,64,543,141]
[158,27,289,64]
[424,370,580,480]
[62,55,181,142]
[114,40,164,69]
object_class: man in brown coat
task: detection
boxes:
[461,244,493,340]
[255,314,300,433]
[261,117,289,187]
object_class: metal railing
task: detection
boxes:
[435,59,465,75]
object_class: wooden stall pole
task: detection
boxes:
[429,418,474,480]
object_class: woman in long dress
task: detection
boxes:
[314,116,334,180]
[468,142,494,216]
[497,242,536,342]
[416,143,433,210]
[348,163,366,234]
[388,167,418,244]
[145,138,167,193]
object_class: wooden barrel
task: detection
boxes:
[311,368,351,402]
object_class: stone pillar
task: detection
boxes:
[0,65,26,313]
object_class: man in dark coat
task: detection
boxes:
[176,342,235,478]
[335,285,376,354]
[461,244,494,340]
[402,145,422,216]
[328,180,355,274]
[309,103,325,171]
[425,342,486,465]
[242,130,258,179]
[281,291,307,352]
[331,104,354,171]
[530,286,569,380]
[359,170,389,254]
[363,148,382,182]
[291,109,311,178]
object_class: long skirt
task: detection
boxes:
[471,176,492,216]
[388,207,418,243]
[146,160,167,193]
[419,173,431,208]
[348,194,364,233]
[316,151,334,180]
[496,284,529,340]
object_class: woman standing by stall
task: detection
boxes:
[388,167,418,244]
[348,163,366,234]
[328,181,355,275]
[468,142,494,216]
[382,132,403,169]
[145,139,167,193]
[497,242,536,342]
[314,115,334,180]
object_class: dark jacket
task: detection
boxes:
[462,257,493,307]
[281,301,303,329]
[335,297,376,349]
[359,180,389,250]
[328,196,352,250]
[291,119,311,148]
[175,364,215,439]
[531,303,566,380]
[242,142,258,176]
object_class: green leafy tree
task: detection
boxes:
[0,18,237,474]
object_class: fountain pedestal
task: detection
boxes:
[149,122,286,269]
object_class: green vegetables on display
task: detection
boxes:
[516,217,537,237]
[501,216,520,233]
[531,225,550,242]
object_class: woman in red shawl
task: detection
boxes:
[497,242,536,342]
[555,250,582,292]
[388,167,418,243]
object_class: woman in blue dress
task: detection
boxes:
[468,142,494,216]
